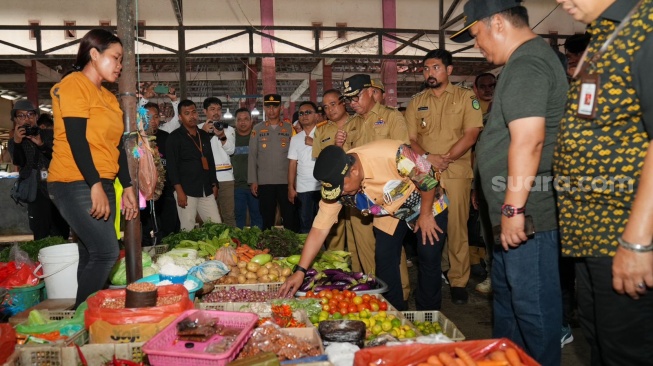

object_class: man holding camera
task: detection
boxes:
[8,100,69,240]
[199,97,237,227]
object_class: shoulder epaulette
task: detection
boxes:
[316,121,328,128]
[411,90,427,99]
[385,105,398,111]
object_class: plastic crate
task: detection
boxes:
[295,278,389,297]
[211,282,283,293]
[143,309,258,366]
[143,244,169,257]
[199,302,266,312]
[401,310,466,341]
[16,310,88,347]
[5,342,145,366]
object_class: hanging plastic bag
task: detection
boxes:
[0,244,40,288]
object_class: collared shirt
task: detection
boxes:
[288,128,320,193]
[166,126,218,197]
[313,139,447,235]
[405,82,484,179]
[248,120,293,185]
[343,102,409,151]
[312,119,349,159]
[198,123,236,182]
[554,0,653,257]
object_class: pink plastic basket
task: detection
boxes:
[142,309,258,366]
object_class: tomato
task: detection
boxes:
[332,289,340,296]
[328,299,339,308]
[342,290,353,299]
[339,308,348,316]
[329,307,338,315]
[361,294,372,302]
[320,297,329,305]
[333,294,344,302]
[356,303,367,312]
[322,304,330,312]
[352,296,363,305]
[306,290,315,298]
[318,290,328,298]
[348,304,359,314]
[370,302,380,312]
[359,303,371,311]
[338,301,349,310]
[379,301,388,311]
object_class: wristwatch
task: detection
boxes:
[293,265,308,275]
[501,204,525,218]
[219,136,227,142]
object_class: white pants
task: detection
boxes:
[174,192,222,231]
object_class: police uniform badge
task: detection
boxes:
[472,99,480,110]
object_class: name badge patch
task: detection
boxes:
[418,106,429,111]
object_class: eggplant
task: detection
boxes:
[351,272,366,280]
[331,273,357,284]
[313,284,347,292]
[306,268,318,277]
[331,281,350,286]
[299,277,315,292]
[364,274,378,287]
[348,283,372,291]
[323,269,345,277]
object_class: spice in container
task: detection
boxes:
[125,282,158,308]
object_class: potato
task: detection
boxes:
[281,267,292,277]
[237,275,247,284]
[268,274,279,282]
[264,262,274,269]
[279,276,287,283]
[237,261,248,269]
[245,271,258,280]
[259,275,271,283]
[223,276,236,284]
[268,268,280,277]
[256,267,269,278]
[245,279,258,284]
[229,267,240,276]
[246,262,261,272]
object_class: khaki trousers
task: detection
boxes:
[440,177,472,288]
[345,207,410,300]
[174,192,222,232]
[217,180,236,227]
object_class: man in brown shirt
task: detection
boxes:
[405,49,483,304]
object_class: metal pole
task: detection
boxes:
[438,0,445,50]
[117,0,143,284]
[178,27,187,99]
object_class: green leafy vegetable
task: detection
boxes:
[255,228,302,257]
[0,236,67,263]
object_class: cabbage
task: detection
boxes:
[109,252,154,285]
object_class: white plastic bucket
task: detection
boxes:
[36,243,79,299]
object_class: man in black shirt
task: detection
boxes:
[140,102,180,244]
[9,100,69,240]
[166,100,221,231]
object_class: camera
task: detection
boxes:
[21,125,40,137]
[211,121,229,131]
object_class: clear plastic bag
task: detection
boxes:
[188,260,230,282]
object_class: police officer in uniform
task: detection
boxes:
[405,49,484,305]
[340,74,410,289]
[248,94,298,230]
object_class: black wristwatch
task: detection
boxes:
[219,136,227,142]
[501,204,525,218]
[293,265,308,275]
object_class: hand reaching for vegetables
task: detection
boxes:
[279,271,305,298]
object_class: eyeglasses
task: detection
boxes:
[298,110,314,117]
[15,111,37,120]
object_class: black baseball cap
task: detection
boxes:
[263,94,282,105]
[342,74,372,98]
[313,145,350,200]
[450,0,523,43]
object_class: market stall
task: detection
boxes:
[2,223,540,366]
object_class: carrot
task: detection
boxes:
[476,361,509,366]
[417,363,433,366]
[263,248,270,253]
[454,348,477,366]
[426,355,444,366]
[488,352,507,362]
[454,359,467,366]
[437,352,458,366]
[504,348,522,366]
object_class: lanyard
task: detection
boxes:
[187,130,209,170]
[574,0,645,79]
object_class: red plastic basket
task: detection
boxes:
[142,309,258,366]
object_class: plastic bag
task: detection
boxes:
[188,260,230,282]
[15,305,85,336]
[0,323,16,364]
[0,244,40,288]
[84,284,194,327]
